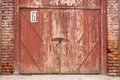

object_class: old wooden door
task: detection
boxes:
[20,9,60,73]
[59,10,101,73]
[20,8,101,73]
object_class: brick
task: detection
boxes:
[108,45,113,49]
[112,51,119,55]
[108,73,117,76]
[1,0,14,74]
[108,67,117,70]
[113,64,119,67]
[108,64,113,67]
[108,70,113,73]
[107,0,119,76]
[112,57,119,61]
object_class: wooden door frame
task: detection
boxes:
[14,0,107,74]
[0,0,1,74]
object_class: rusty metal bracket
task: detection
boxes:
[57,37,64,44]
[51,37,69,44]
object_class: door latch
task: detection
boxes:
[51,37,69,44]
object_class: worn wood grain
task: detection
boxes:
[20,9,101,73]
[0,0,1,74]
[14,0,107,74]
[20,0,101,7]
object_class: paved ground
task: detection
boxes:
[0,75,120,80]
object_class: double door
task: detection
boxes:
[20,9,101,74]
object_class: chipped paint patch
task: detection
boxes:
[50,0,59,5]
[33,0,42,5]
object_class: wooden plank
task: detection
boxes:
[14,0,20,74]
[19,0,101,7]
[19,6,101,10]
[0,0,2,74]
[101,0,107,74]
[43,9,59,73]
[43,0,101,7]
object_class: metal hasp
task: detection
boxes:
[51,37,66,44]
[57,37,64,44]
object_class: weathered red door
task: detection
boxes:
[20,8,101,73]
[59,10,101,73]
[20,9,60,73]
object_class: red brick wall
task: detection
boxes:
[107,0,120,76]
[1,0,14,74]
[0,0,120,76]
[119,0,120,76]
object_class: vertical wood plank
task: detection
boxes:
[0,0,2,74]
[43,9,59,73]
[101,0,107,74]
[14,0,20,74]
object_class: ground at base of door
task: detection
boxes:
[0,75,120,80]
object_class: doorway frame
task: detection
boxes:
[14,0,107,74]
[0,0,2,74]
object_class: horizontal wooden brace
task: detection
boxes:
[19,6,101,10]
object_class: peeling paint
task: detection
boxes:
[69,0,75,6]
[19,1,101,74]
[33,0,40,5]
[20,0,100,7]
[50,0,59,5]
